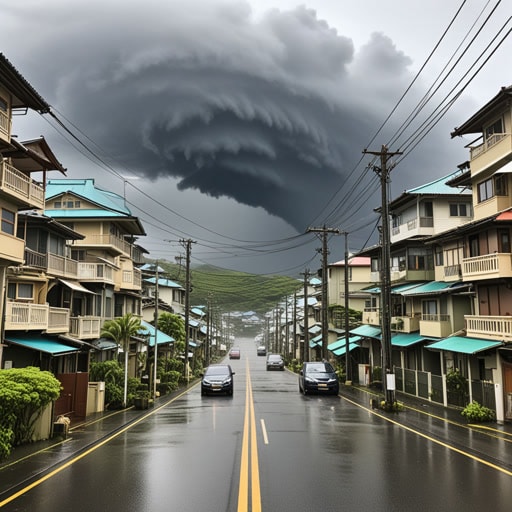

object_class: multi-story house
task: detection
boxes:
[44,178,145,324]
[434,84,512,421]
[327,256,372,322]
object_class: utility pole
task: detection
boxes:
[301,269,311,363]
[293,290,297,360]
[307,226,341,360]
[342,231,352,385]
[180,238,196,383]
[363,145,402,407]
[153,261,159,400]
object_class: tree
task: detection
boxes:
[101,314,146,407]
[158,312,186,357]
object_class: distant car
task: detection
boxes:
[229,347,241,359]
[257,345,266,356]
[299,362,339,395]
[266,354,284,371]
[201,364,235,396]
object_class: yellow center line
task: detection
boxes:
[237,360,262,511]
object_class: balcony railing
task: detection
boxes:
[72,234,131,256]
[444,264,462,281]
[465,315,512,341]
[119,268,142,290]
[0,109,9,140]
[69,316,102,339]
[391,315,420,333]
[362,308,380,326]
[0,160,45,209]
[24,248,78,278]
[420,314,452,338]
[462,253,512,281]
[46,307,70,333]
[78,262,115,283]
[4,302,48,330]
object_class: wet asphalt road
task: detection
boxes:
[1,337,512,511]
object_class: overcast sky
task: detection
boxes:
[2,0,511,276]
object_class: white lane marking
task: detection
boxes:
[260,418,269,445]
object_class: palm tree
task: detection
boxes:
[101,313,146,407]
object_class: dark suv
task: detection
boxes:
[299,362,339,395]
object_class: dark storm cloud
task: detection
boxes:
[2,0,447,233]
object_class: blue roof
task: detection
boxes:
[426,336,502,354]
[5,334,79,355]
[145,277,183,289]
[140,321,175,346]
[406,171,472,196]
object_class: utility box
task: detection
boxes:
[358,364,371,386]
[86,381,105,415]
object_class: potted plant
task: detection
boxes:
[133,384,150,410]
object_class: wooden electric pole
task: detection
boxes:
[363,145,402,406]
[307,226,341,360]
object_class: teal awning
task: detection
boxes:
[141,321,175,346]
[309,325,322,335]
[401,281,469,296]
[5,334,80,355]
[332,340,361,357]
[309,334,322,348]
[328,335,361,352]
[426,336,502,354]
[391,333,437,348]
[350,325,381,338]
[365,283,427,294]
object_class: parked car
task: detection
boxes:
[266,353,284,371]
[257,345,266,356]
[201,364,235,396]
[229,347,241,359]
[299,362,339,395]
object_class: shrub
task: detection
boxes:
[0,367,61,456]
[461,401,496,422]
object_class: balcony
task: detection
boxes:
[469,133,511,177]
[4,302,73,334]
[24,248,78,278]
[465,315,512,342]
[78,262,115,284]
[0,160,45,209]
[362,308,380,326]
[443,264,462,282]
[391,216,434,243]
[391,315,420,333]
[419,314,452,338]
[4,302,48,330]
[0,232,24,264]
[69,316,102,339]
[462,253,512,281]
[71,234,131,256]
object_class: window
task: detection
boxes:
[0,96,7,112]
[449,203,470,216]
[485,118,504,144]
[435,247,444,266]
[422,201,433,218]
[7,282,34,300]
[1,208,15,235]
[371,258,380,272]
[499,230,511,253]
[422,299,438,315]
[477,175,507,203]
[408,248,429,270]
[54,201,62,208]
[391,253,406,271]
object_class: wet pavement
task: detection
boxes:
[1,380,511,500]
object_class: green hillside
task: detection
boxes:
[152,261,302,314]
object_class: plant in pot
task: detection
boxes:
[134,384,150,410]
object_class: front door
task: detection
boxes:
[504,362,512,420]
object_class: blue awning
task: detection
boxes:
[5,334,80,355]
[331,340,361,357]
[309,334,322,348]
[426,336,502,354]
[328,335,361,352]
[391,333,437,348]
[350,325,381,338]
